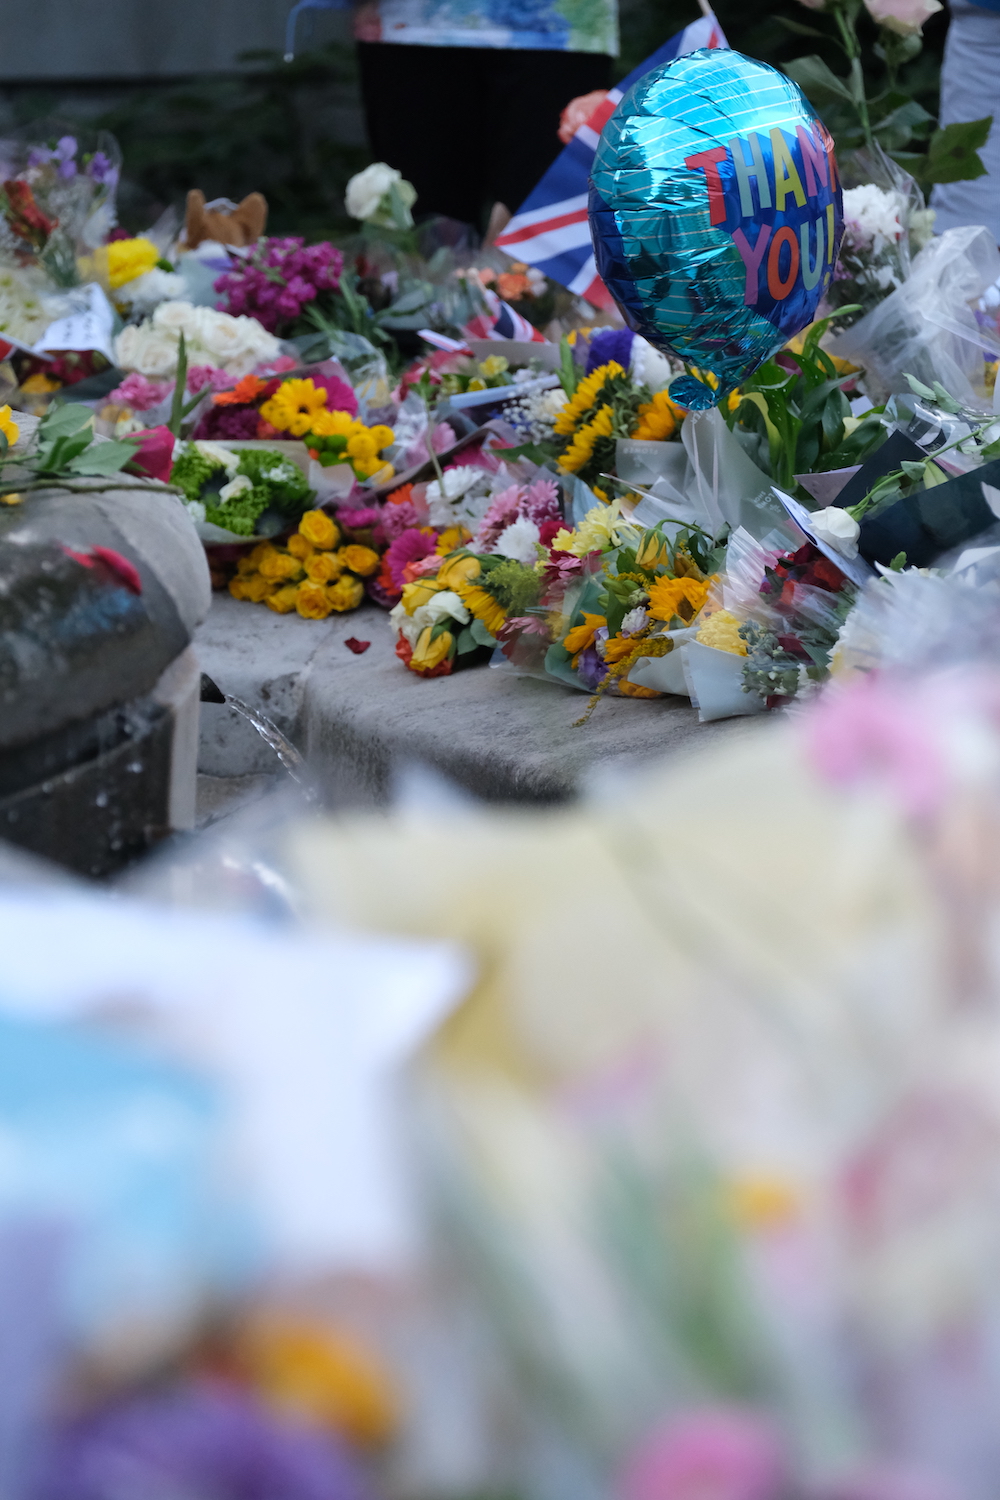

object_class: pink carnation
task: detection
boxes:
[475,484,521,550]
[380,500,421,540]
[108,371,170,412]
[186,364,232,394]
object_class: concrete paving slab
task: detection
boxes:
[194,594,766,806]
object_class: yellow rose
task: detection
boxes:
[305,551,346,584]
[339,544,380,578]
[411,626,453,672]
[298,510,341,550]
[401,577,444,614]
[635,532,669,570]
[327,575,365,612]
[0,404,20,447]
[229,576,250,600]
[249,541,275,567]
[236,554,259,576]
[437,552,481,590]
[295,581,335,620]
[287,533,315,562]
[266,584,301,614]
[244,574,280,603]
[259,550,304,583]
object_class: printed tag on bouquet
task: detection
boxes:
[34,282,116,363]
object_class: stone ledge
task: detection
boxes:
[194,595,764,805]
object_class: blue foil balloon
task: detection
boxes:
[589,49,843,410]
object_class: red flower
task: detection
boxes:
[126,425,174,484]
[394,632,453,678]
[2,179,55,248]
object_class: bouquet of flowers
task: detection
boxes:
[228,508,380,619]
[172,440,312,537]
[0,128,121,286]
[214,237,344,336]
[114,300,283,380]
[257,378,395,484]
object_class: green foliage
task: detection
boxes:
[481,557,542,616]
[725,314,885,494]
[10,403,139,486]
[917,118,992,184]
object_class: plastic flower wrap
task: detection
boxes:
[229,510,380,619]
[173,441,312,538]
[115,300,283,380]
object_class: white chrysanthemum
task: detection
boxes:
[493,515,541,564]
[842,184,904,255]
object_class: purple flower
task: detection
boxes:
[575,647,608,691]
[585,327,634,376]
[87,150,117,185]
[215,237,344,334]
[54,136,78,179]
[193,405,262,440]
[30,1381,375,1500]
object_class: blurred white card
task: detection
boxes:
[0,891,470,1274]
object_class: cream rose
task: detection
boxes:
[811,506,861,559]
[863,0,941,33]
[113,325,179,377]
[346,162,402,221]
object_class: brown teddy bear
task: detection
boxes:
[184,189,268,249]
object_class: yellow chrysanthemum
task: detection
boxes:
[0,404,19,447]
[632,389,684,442]
[367,424,395,452]
[479,355,508,379]
[435,526,472,556]
[553,361,624,436]
[309,408,356,439]
[260,378,329,437]
[456,583,506,637]
[346,432,378,461]
[558,403,614,474]
[647,574,712,625]
[697,608,748,656]
[106,236,161,290]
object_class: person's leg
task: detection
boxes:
[930,0,1000,240]
[356,42,484,223]
[486,49,612,214]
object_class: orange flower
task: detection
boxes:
[646,575,712,625]
[214,374,271,407]
[602,634,642,666]
[564,611,606,658]
[617,679,661,699]
[386,483,414,507]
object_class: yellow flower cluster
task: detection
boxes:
[558,404,614,474]
[696,608,747,656]
[632,389,684,442]
[553,361,624,436]
[228,508,379,619]
[260,380,395,482]
[106,236,161,290]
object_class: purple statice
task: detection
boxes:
[585,327,634,376]
[30,1381,375,1500]
[215,237,343,335]
[575,646,608,692]
[192,404,261,441]
[187,364,233,394]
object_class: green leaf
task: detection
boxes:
[67,438,141,475]
[775,15,827,37]
[456,625,478,654]
[783,55,854,107]
[559,336,578,397]
[169,331,189,437]
[0,430,8,459]
[889,552,908,571]
[469,618,498,647]
[904,373,936,400]
[918,118,992,185]
[39,403,93,440]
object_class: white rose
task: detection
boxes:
[810,506,861,559]
[346,162,401,221]
[193,440,241,476]
[152,299,199,335]
[389,599,422,647]
[410,590,471,631]
[219,473,254,504]
[190,307,280,373]
[114,326,179,377]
